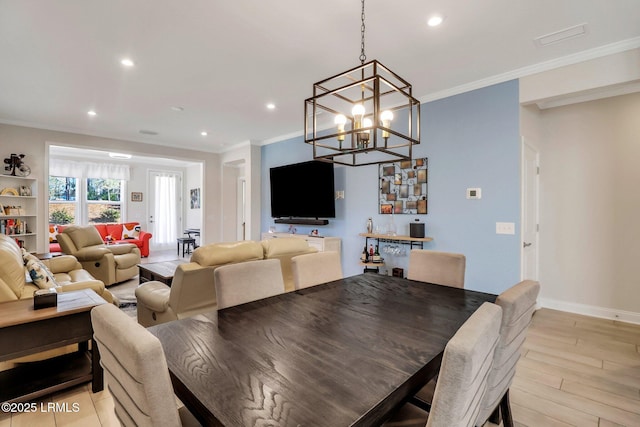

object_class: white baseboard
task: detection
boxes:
[538,298,640,325]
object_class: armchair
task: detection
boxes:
[135,240,264,327]
[56,225,141,286]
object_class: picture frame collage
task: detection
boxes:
[379,158,428,215]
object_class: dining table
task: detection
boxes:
[148,273,496,427]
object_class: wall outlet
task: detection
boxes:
[496,222,515,235]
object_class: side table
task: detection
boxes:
[0,289,107,403]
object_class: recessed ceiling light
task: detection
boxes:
[87,110,97,116]
[427,15,444,27]
[171,106,184,112]
[121,58,135,67]
[139,129,159,135]
[109,152,132,159]
[266,103,276,110]
[201,131,208,136]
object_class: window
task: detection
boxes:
[49,176,77,225]
[87,178,123,224]
[48,176,125,225]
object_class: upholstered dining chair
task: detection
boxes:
[291,251,343,290]
[90,304,200,427]
[475,280,540,427]
[407,249,466,288]
[214,258,285,309]
[384,302,503,427]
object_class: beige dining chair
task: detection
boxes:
[90,304,200,427]
[384,302,502,427]
[214,258,285,309]
[291,251,343,290]
[475,280,540,427]
[407,249,466,288]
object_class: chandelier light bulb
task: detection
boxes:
[352,104,365,119]
[334,114,347,126]
[381,110,394,139]
[334,114,347,142]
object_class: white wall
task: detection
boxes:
[184,163,203,231]
[0,123,220,252]
[523,93,640,322]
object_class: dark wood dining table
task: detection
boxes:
[148,273,496,427]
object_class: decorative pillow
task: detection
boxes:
[122,223,141,239]
[49,224,58,243]
[24,253,59,289]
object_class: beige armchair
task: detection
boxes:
[57,225,141,286]
[135,240,264,327]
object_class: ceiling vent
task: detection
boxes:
[534,23,588,47]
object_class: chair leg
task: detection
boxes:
[500,389,514,427]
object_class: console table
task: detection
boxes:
[0,289,107,403]
[261,232,341,255]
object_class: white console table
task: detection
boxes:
[261,232,341,255]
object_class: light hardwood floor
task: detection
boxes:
[2,307,639,426]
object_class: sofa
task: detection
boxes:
[0,234,114,304]
[56,225,141,286]
[135,238,316,327]
[49,222,152,257]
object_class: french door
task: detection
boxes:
[148,170,182,250]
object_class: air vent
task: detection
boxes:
[139,129,159,135]
[534,23,588,47]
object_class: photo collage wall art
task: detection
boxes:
[379,158,428,214]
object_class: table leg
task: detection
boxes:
[91,337,104,393]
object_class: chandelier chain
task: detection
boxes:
[359,0,366,64]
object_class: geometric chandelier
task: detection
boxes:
[304,0,420,166]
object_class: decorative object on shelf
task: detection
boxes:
[19,185,31,196]
[366,217,373,234]
[0,187,19,196]
[3,153,31,176]
[410,219,425,238]
[131,191,143,202]
[303,0,420,167]
[309,229,320,236]
[379,157,428,214]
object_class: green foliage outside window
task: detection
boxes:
[49,208,74,224]
[49,176,76,201]
[87,178,121,201]
[92,207,121,223]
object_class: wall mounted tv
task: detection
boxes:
[270,160,335,225]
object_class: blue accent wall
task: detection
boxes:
[261,80,521,295]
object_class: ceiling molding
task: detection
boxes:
[419,36,640,104]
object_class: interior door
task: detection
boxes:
[237,178,246,241]
[148,170,182,250]
[521,140,540,280]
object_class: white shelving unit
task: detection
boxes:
[0,175,37,252]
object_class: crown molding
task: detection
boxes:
[419,37,640,104]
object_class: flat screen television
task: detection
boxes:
[270,160,335,220]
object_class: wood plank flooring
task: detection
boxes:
[1,307,639,426]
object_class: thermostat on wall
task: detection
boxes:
[466,188,482,199]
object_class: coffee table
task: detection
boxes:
[0,289,107,403]
[138,260,187,286]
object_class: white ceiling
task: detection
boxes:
[1,0,639,153]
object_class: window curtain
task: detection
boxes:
[50,159,130,180]
[154,173,177,245]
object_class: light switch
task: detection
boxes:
[496,222,515,235]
